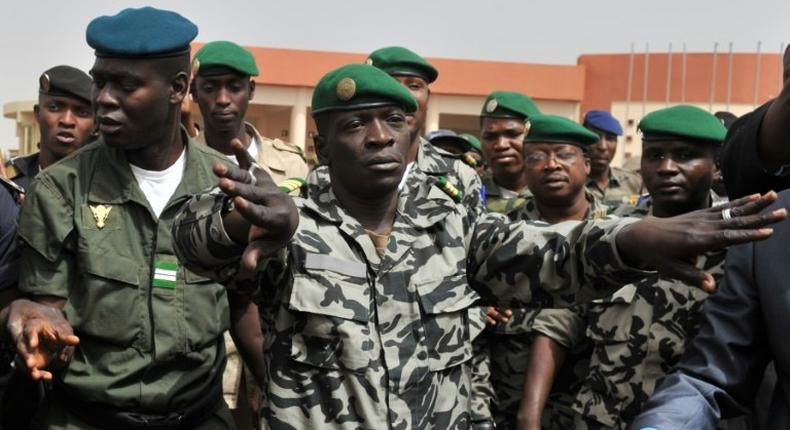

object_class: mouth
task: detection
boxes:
[365,156,402,172]
[212,110,236,121]
[55,131,76,144]
[98,116,123,134]
[654,182,685,193]
[492,154,518,165]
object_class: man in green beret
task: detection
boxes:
[191,39,308,428]
[478,115,607,429]
[479,90,541,215]
[520,105,740,430]
[7,65,96,196]
[367,46,484,216]
[167,62,782,430]
[3,7,297,429]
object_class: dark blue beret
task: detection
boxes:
[86,7,198,58]
[583,110,623,136]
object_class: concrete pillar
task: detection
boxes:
[425,96,440,133]
[289,88,308,150]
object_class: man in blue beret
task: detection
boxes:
[582,110,642,205]
[7,65,95,196]
[2,7,297,429]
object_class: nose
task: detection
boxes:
[657,156,679,174]
[366,118,395,147]
[493,135,510,151]
[59,109,77,128]
[216,88,231,106]
[95,85,118,112]
[543,153,561,170]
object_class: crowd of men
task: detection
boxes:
[0,6,788,430]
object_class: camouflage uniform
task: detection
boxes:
[482,174,532,215]
[484,192,609,429]
[417,137,485,216]
[586,166,642,206]
[531,202,724,430]
[172,162,648,429]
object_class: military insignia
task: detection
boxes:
[436,176,463,203]
[485,98,498,113]
[365,58,373,66]
[192,58,201,76]
[89,204,112,229]
[336,77,356,101]
[278,177,306,194]
[39,73,51,93]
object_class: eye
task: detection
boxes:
[387,113,406,125]
[525,152,549,164]
[48,102,61,112]
[201,84,215,92]
[93,79,106,90]
[120,78,139,92]
[76,108,93,118]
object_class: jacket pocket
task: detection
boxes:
[288,273,373,373]
[415,273,479,371]
[585,284,638,344]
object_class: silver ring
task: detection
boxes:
[247,162,264,186]
[721,207,732,220]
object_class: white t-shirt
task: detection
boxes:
[225,136,259,165]
[129,149,186,218]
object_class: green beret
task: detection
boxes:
[481,91,541,120]
[86,7,197,58]
[638,105,727,144]
[366,46,438,84]
[311,64,417,116]
[194,41,259,77]
[459,133,482,153]
[524,114,599,148]
[39,65,92,104]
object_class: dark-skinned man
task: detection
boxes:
[479,91,541,215]
[582,110,642,205]
[191,40,308,430]
[721,46,790,198]
[367,46,484,216]
[483,115,607,430]
[166,63,786,429]
[4,7,297,429]
[7,66,95,195]
[517,106,739,430]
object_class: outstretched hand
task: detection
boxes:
[617,192,786,292]
[213,139,299,273]
[6,299,79,381]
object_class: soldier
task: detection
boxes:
[7,66,94,194]
[191,40,309,429]
[479,91,541,215]
[518,105,733,430]
[367,46,484,215]
[582,110,642,204]
[5,7,296,429]
[484,115,605,429]
[168,63,783,430]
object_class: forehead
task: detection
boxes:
[38,93,91,108]
[90,57,156,78]
[392,75,428,86]
[642,139,711,152]
[525,142,583,152]
[481,117,525,132]
[195,70,248,84]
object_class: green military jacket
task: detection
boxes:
[17,135,231,411]
[485,192,609,425]
[482,174,532,215]
[532,202,724,429]
[586,166,642,206]
[172,162,647,429]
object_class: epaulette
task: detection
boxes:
[461,153,479,168]
[436,176,463,203]
[278,177,306,194]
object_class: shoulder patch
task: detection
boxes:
[461,153,479,168]
[278,177,306,194]
[435,176,463,203]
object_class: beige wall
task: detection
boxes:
[3,100,38,158]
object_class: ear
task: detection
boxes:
[248,79,256,101]
[584,156,591,175]
[33,104,40,116]
[313,133,330,165]
[170,71,190,105]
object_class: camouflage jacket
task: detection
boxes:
[484,192,609,425]
[586,166,642,206]
[417,137,485,217]
[481,174,532,215]
[532,204,725,428]
[172,166,645,429]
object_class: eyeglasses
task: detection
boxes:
[524,150,581,167]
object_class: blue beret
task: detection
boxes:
[583,110,623,136]
[86,7,198,58]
